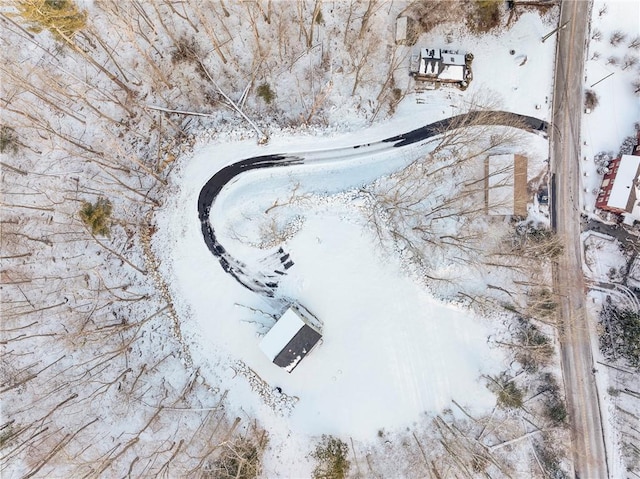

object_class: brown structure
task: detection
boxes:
[595,154,640,220]
[484,154,528,216]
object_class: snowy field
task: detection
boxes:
[152,7,561,475]
[155,120,507,440]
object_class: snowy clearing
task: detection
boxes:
[156,125,507,440]
[149,5,565,477]
[581,0,640,214]
[2,1,576,477]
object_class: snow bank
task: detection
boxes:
[267,214,503,438]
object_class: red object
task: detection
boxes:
[595,157,624,213]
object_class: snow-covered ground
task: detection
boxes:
[581,0,640,214]
[421,10,557,120]
[152,8,562,475]
[160,163,505,432]
[0,1,583,477]
[583,231,629,283]
[579,2,640,476]
[6,0,638,474]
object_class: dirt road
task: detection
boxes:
[550,0,609,477]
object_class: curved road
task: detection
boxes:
[198,111,547,297]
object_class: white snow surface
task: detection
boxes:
[151,9,560,475]
[582,231,628,283]
[581,0,640,214]
[272,215,502,436]
[425,11,557,119]
[157,129,504,440]
[259,308,306,362]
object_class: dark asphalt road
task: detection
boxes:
[584,219,639,247]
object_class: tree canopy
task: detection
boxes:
[79,197,112,237]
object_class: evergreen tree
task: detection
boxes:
[17,0,87,41]
[79,197,112,237]
[311,435,350,479]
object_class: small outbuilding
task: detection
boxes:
[596,154,640,222]
[260,306,322,373]
[485,154,528,216]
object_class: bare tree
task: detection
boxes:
[361,104,528,290]
[622,54,639,70]
[585,89,600,110]
[610,30,627,47]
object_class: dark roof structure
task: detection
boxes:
[272,324,322,371]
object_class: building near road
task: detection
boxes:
[409,48,471,86]
[595,154,640,223]
[260,306,322,373]
[485,154,528,216]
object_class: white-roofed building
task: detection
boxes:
[409,47,469,84]
[259,306,322,372]
[596,154,640,222]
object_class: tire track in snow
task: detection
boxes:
[198,111,548,297]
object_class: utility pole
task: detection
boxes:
[542,20,570,43]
